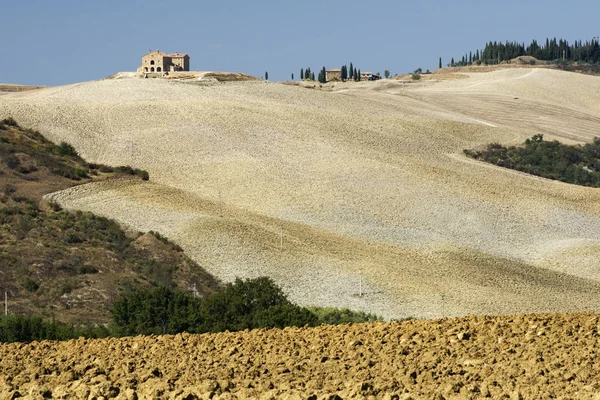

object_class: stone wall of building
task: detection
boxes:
[326,70,342,81]
[140,51,190,73]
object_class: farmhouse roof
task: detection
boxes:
[327,68,341,72]
[361,71,373,75]
[142,50,189,58]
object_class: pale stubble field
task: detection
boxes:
[2,68,600,319]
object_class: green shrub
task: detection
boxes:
[252,304,318,329]
[78,265,99,274]
[307,306,381,325]
[5,155,20,169]
[50,165,89,180]
[60,279,78,295]
[2,184,16,196]
[149,230,183,251]
[56,142,78,157]
[111,285,202,336]
[2,117,18,127]
[114,165,150,180]
[21,277,40,293]
[0,136,8,142]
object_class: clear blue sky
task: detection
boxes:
[2,0,599,85]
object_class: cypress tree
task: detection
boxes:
[439,57,442,69]
[265,71,268,80]
[357,69,361,81]
[291,73,294,80]
[320,67,327,83]
[349,62,354,79]
[354,67,358,80]
[300,68,304,80]
[311,72,315,81]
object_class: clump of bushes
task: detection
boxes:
[110,277,381,337]
[55,142,78,157]
[0,276,383,343]
[0,117,17,130]
[0,315,110,343]
[149,230,183,251]
[464,134,600,187]
[114,166,150,181]
[305,306,380,325]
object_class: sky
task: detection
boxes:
[2,0,599,86]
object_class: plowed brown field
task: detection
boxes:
[2,313,600,399]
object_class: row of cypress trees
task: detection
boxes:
[446,37,600,67]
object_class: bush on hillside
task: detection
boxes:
[55,142,78,157]
[464,135,600,187]
[114,165,150,180]
[1,117,18,127]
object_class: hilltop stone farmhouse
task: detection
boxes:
[139,50,190,73]
[326,68,342,81]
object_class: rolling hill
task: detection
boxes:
[2,69,600,319]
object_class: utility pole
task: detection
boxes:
[359,267,363,297]
[441,293,445,317]
[218,190,223,218]
[279,227,283,250]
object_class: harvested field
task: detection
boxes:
[2,313,600,398]
[0,84,45,94]
[2,69,600,319]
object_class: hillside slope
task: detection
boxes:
[2,70,600,319]
[1,313,600,398]
[0,122,220,322]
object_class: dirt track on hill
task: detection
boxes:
[3,69,600,319]
[2,313,600,399]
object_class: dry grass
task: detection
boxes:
[3,69,600,319]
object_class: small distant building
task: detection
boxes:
[360,71,374,81]
[139,50,190,73]
[326,68,342,81]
